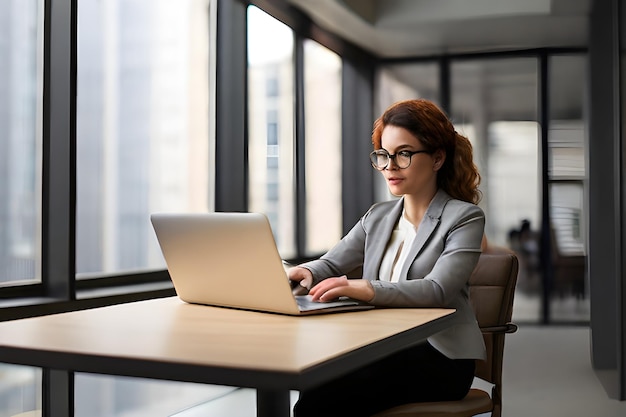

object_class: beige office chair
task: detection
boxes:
[372,248,519,417]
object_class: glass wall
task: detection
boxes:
[547,54,588,321]
[376,56,589,323]
[76,0,211,278]
[450,57,540,246]
[0,0,43,287]
[450,57,542,322]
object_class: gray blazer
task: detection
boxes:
[301,189,486,360]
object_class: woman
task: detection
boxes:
[288,99,486,417]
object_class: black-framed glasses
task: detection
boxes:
[369,149,430,170]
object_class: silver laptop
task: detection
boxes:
[150,212,373,315]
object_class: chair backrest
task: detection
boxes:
[468,248,519,415]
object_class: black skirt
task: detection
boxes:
[293,340,476,417]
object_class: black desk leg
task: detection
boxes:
[43,368,73,417]
[256,389,291,417]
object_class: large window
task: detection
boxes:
[0,0,43,287]
[76,0,211,278]
[0,364,41,417]
[247,8,346,258]
[247,6,296,257]
[74,373,232,417]
[1,0,46,410]
[303,40,342,255]
[70,0,214,413]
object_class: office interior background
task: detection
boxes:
[1,0,625,415]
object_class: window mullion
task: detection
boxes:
[43,0,76,300]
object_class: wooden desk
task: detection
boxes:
[0,297,455,417]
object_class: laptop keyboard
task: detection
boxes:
[295,295,361,311]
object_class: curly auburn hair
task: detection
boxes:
[371,99,482,204]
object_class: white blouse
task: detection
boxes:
[378,211,418,282]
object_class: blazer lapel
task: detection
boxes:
[397,189,450,278]
[365,198,404,279]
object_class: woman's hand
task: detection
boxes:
[309,276,375,303]
[287,267,314,295]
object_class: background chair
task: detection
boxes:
[372,247,519,417]
[550,226,586,299]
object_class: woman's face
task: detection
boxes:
[379,125,443,197]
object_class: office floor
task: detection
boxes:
[490,325,626,417]
[512,291,590,323]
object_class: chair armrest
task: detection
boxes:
[480,322,518,334]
